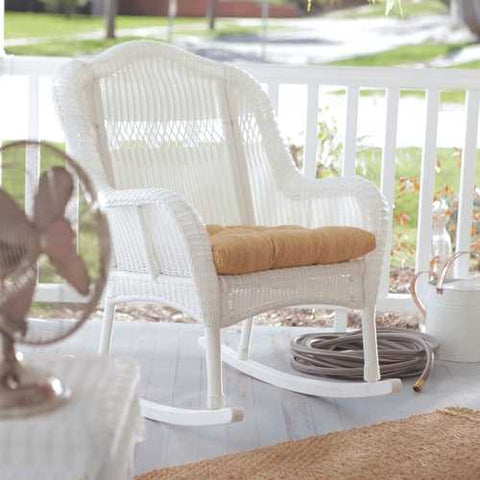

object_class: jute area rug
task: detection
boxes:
[136,408,480,480]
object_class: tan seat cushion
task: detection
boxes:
[207,225,376,275]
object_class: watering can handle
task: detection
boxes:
[411,250,474,314]
[410,272,430,317]
[436,251,471,294]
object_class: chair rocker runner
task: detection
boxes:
[54,41,401,427]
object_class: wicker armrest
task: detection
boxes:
[98,187,218,290]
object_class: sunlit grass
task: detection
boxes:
[6,35,160,56]
[5,12,202,39]
[6,14,284,57]
[329,42,471,67]
[454,60,480,70]
[354,146,477,267]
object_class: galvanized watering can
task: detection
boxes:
[411,251,480,363]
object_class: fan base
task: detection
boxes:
[0,355,70,418]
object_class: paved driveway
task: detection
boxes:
[178,14,473,64]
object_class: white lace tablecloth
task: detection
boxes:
[0,355,144,480]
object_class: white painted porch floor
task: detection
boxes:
[23,320,480,476]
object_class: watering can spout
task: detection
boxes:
[410,272,428,317]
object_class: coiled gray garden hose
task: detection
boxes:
[291,328,438,392]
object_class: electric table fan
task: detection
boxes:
[0,140,110,417]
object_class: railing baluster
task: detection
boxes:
[381,88,400,212]
[303,82,319,179]
[455,90,480,277]
[25,76,40,216]
[25,76,41,287]
[336,85,359,329]
[267,81,279,116]
[380,87,400,297]
[0,0,4,57]
[342,86,359,176]
[415,88,440,274]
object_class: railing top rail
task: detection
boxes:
[243,64,480,90]
[3,54,480,91]
[0,54,70,76]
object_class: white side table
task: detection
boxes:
[0,355,144,480]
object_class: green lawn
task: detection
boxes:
[329,42,471,67]
[5,12,278,56]
[453,60,480,69]
[353,146,474,267]
[5,0,448,41]
[5,12,202,39]
[7,35,159,57]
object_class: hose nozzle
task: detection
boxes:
[413,379,425,393]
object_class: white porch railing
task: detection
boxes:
[2,54,480,312]
[0,1,3,57]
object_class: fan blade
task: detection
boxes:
[42,219,90,296]
[0,190,37,278]
[0,272,36,338]
[34,167,74,230]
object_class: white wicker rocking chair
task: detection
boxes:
[54,41,401,426]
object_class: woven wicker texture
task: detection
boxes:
[136,408,480,480]
[53,41,388,328]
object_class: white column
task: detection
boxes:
[455,90,480,277]
[0,0,4,56]
[415,89,440,274]
[342,86,359,177]
[379,87,399,297]
[303,82,319,179]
